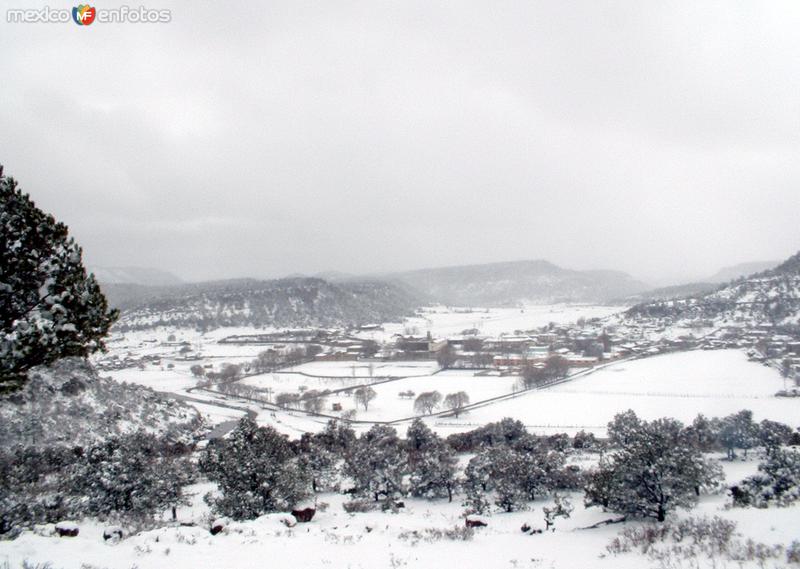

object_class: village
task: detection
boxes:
[92,304,800,433]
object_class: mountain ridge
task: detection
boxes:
[380,259,649,306]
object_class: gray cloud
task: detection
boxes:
[1,1,798,284]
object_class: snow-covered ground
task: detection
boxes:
[353,303,624,343]
[100,311,795,438]
[3,458,798,569]
[244,349,795,438]
[430,349,795,436]
[317,371,520,422]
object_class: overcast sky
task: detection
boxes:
[1,1,798,285]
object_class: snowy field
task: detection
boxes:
[320,371,520,422]
[431,349,795,436]
[245,349,797,438]
[3,458,798,569]
[354,303,624,343]
[98,310,796,440]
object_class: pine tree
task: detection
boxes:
[586,413,723,522]
[199,417,311,519]
[405,420,458,501]
[0,169,117,392]
[343,424,406,501]
[68,432,193,520]
[736,449,800,507]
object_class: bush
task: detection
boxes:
[342,499,378,513]
[732,448,800,508]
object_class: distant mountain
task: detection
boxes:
[89,266,184,287]
[621,281,719,304]
[627,251,800,326]
[384,260,648,306]
[112,277,421,331]
[707,261,778,284]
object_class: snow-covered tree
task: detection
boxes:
[543,494,573,530]
[717,410,759,460]
[199,417,310,519]
[684,414,718,453]
[758,419,794,458]
[585,413,723,522]
[405,420,458,501]
[0,170,118,392]
[464,446,528,513]
[343,424,406,501]
[733,449,800,508]
[68,432,193,520]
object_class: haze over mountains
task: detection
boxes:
[93,256,792,331]
[383,260,648,306]
[706,261,780,284]
[89,266,184,287]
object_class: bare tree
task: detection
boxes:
[443,391,470,417]
[354,386,377,411]
[414,391,442,415]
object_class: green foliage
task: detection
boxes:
[199,417,310,519]
[0,171,117,392]
[586,411,724,522]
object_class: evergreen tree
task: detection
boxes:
[298,432,340,493]
[585,413,723,522]
[1,170,117,392]
[405,420,458,501]
[758,419,794,458]
[69,433,193,520]
[718,410,759,460]
[735,449,800,507]
[199,417,310,519]
[343,424,406,501]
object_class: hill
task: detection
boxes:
[385,260,648,306]
[707,261,779,283]
[112,277,421,331]
[0,358,204,447]
[620,281,719,303]
[627,251,800,326]
[89,265,184,286]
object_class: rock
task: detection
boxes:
[291,507,316,523]
[210,518,230,535]
[55,521,79,537]
[103,526,124,541]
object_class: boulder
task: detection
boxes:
[291,507,316,523]
[55,521,79,537]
